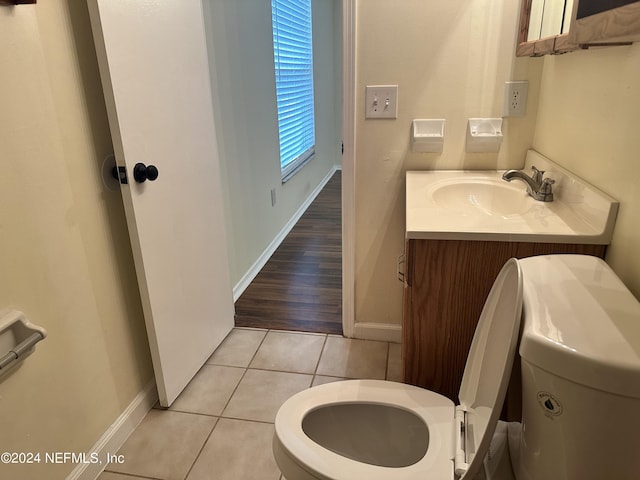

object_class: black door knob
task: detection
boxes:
[133,163,159,183]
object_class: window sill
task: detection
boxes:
[281,150,315,183]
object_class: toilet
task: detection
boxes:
[273,255,640,480]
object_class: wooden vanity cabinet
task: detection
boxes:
[402,239,606,402]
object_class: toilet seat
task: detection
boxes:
[274,379,455,480]
[274,259,523,480]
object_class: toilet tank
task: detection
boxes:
[514,255,640,480]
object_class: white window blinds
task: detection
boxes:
[272,0,315,181]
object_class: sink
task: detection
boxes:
[429,178,531,217]
[406,150,619,244]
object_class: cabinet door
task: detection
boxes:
[403,240,517,400]
[402,239,606,402]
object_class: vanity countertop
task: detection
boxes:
[406,150,619,244]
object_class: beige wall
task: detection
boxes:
[2,3,637,477]
[533,43,640,297]
[354,0,543,325]
[0,3,153,479]
[0,2,339,476]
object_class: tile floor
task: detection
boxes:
[98,328,403,480]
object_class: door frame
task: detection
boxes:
[341,0,356,338]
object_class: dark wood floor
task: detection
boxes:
[234,171,342,334]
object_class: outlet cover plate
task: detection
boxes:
[504,81,528,117]
[365,85,398,119]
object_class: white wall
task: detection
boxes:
[0,3,153,479]
[204,0,342,288]
[353,0,542,326]
[533,43,640,297]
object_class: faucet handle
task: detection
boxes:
[539,177,555,194]
[531,165,545,184]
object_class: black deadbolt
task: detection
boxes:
[133,163,159,183]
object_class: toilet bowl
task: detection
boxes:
[273,380,454,480]
[274,258,524,480]
[273,255,640,480]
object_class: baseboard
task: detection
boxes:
[66,380,158,480]
[233,165,340,301]
[353,322,402,343]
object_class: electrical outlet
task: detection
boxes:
[365,85,398,119]
[504,81,528,117]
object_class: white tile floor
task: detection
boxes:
[98,328,403,480]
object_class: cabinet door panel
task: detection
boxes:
[403,240,606,402]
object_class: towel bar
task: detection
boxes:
[0,309,47,378]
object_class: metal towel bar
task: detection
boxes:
[0,309,47,378]
[0,332,45,370]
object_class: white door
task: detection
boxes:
[87,0,234,406]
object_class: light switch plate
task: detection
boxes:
[365,85,398,119]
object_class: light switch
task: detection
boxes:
[365,85,398,119]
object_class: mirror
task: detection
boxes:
[517,0,577,56]
[528,0,574,41]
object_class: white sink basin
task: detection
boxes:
[406,150,619,244]
[429,178,532,217]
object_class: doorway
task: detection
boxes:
[234,171,342,334]
[204,0,350,335]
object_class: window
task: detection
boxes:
[271,0,315,181]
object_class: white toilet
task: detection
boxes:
[273,255,640,480]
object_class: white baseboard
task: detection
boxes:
[233,165,340,301]
[66,380,158,480]
[353,322,402,343]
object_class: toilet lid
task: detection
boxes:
[456,258,523,478]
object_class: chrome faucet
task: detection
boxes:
[502,166,555,202]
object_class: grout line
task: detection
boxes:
[245,328,269,368]
[266,328,326,337]
[178,330,269,480]
[213,328,268,418]
[311,334,330,386]
[135,412,223,480]
[240,366,316,375]
[233,326,269,332]
[159,411,221,420]
[121,329,311,480]
[217,415,276,425]
[102,470,165,480]
[220,366,249,415]
[384,341,390,380]
[177,330,264,467]
[181,416,219,480]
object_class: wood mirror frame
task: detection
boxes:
[516,0,578,56]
